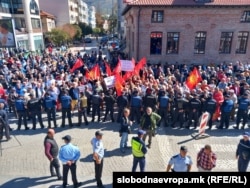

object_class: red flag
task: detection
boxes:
[70,58,84,73]
[88,64,101,80]
[123,58,136,81]
[112,59,121,75]
[115,73,124,96]
[134,57,146,75]
[105,62,112,76]
[185,67,202,90]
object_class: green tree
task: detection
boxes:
[78,22,93,37]
[48,29,69,46]
[73,24,82,40]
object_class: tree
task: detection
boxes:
[60,24,78,41]
[48,29,69,46]
[73,24,82,40]
[78,22,93,36]
[96,12,105,29]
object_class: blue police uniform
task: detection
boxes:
[130,94,142,124]
[60,95,73,127]
[15,98,28,130]
[158,95,169,127]
[168,154,193,172]
[236,137,250,172]
[219,97,234,129]
[235,96,250,129]
[44,95,57,128]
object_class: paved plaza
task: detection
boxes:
[0,109,249,188]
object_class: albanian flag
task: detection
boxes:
[185,67,202,90]
[70,58,84,73]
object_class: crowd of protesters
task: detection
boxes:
[0,43,250,141]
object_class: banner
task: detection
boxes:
[120,60,135,72]
[0,19,16,48]
[104,76,115,88]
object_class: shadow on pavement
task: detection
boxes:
[1,176,59,188]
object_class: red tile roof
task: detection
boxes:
[125,0,250,6]
[40,10,56,19]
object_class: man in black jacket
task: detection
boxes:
[44,129,62,180]
[103,89,116,122]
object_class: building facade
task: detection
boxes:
[88,5,96,28]
[40,10,56,33]
[39,0,94,27]
[123,0,250,65]
[0,0,44,51]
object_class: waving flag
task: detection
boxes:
[115,73,124,96]
[123,58,136,81]
[185,67,202,90]
[112,59,121,75]
[86,64,101,80]
[70,58,84,73]
[134,57,146,75]
[105,62,112,76]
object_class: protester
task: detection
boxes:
[196,144,217,172]
[44,129,62,180]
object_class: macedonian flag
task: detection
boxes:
[185,67,202,90]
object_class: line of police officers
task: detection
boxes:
[7,84,250,131]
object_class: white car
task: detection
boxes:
[107,41,119,52]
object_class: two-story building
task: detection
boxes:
[123,0,250,65]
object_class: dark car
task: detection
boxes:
[84,38,92,43]
[100,36,108,44]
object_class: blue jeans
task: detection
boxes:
[120,132,128,150]
[132,157,145,172]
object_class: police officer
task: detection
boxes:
[91,131,105,188]
[0,103,11,141]
[103,89,116,122]
[143,88,157,112]
[236,132,250,172]
[27,93,44,130]
[116,91,128,123]
[43,92,57,128]
[171,93,188,128]
[15,95,29,130]
[202,93,216,129]
[218,94,234,129]
[7,87,18,117]
[157,90,169,127]
[187,93,202,129]
[166,146,193,172]
[78,91,89,126]
[85,86,92,115]
[131,130,147,172]
[91,91,103,122]
[234,93,250,130]
[130,89,142,124]
[60,90,73,128]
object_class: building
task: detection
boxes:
[0,0,44,51]
[123,0,250,65]
[40,10,56,33]
[39,0,93,27]
[118,0,126,38]
[88,5,96,28]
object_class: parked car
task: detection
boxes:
[107,41,119,52]
[84,37,92,43]
[100,36,108,44]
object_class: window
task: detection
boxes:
[11,0,24,14]
[150,32,162,55]
[151,11,164,23]
[236,31,249,54]
[14,17,26,29]
[219,32,233,54]
[167,32,180,54]
[31,18,41,29]
[0,0,11,13]
[241,11,250,22]
[194,31,206,54]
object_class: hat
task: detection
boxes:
[62,135,71,142]
[95,130,103,136]
[180,146,188,152]
[243,132,250,137]
[138,130,146,135]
